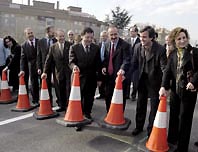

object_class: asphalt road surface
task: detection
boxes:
[0,89,198,152]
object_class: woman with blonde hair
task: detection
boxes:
[159,27,198,152]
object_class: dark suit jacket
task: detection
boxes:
[69,43,101,90]
[127,37,141,83]
[20,38,39,76]
[127,37,141,57]
[37,37,57,71]
[44,41,71,81]
[103,38,131,79]
[132,41,167,96]
[162,44,198,92]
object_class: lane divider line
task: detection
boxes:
[0,106,59,126]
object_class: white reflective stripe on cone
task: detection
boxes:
[40,89,49,100]
[69,86,81,101]
[19,85,27,95]
[153,111,167,128]
[1,81,9,89]
[111,89,123,104]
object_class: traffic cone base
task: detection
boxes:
[33,111,59,120]
[56,117,91,127]
[11,104,38,112]
[0,95,17,104]
[100,118,131,130]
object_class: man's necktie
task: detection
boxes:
[108,43,114,75]
[48,38,51,48]
[31,41,34,49]
[100,42,105,61]
[131,38,134,46]
[85,45,89,53]
[60,43,64,55]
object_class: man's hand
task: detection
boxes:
[18,71,25,77]
[117,69,125,75]
[159,87,168,98]
[102,68,107,75]
[117,69,125,81]
[73,65,80,72]
[3,66,8,72]
[41,73,47,79]
[186,82,196,91]
[37,69,42,75]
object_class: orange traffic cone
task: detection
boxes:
[100,74,131,130]
[56,71,91,127]
[146,96,169,152]
[0,71,17,104]
[11,75,37,112]
[33,79,59,120]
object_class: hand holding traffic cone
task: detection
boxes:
[100,74,131,130]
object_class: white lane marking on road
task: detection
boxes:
[0,113,33,126]
[0,106,59,126]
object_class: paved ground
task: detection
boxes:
[0,89,198,152]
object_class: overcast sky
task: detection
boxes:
[13,0,198,44]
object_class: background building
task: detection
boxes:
[0,0,107,43]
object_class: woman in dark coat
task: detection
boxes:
[3,36,21,92]
[159,27,198,152]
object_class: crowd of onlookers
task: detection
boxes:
[0,24,198,152]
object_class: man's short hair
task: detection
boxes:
[81,27,94,36]
[130,26,138,32]
[140,26,155,39]
[45,26,54,33]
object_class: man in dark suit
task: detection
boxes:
[69,27,101,120]
[127,26,141,101]
[102,25,131,112]
[131,26,167,137]
[37,26,57,106]
[41,29,71,112]
[19,27,39,105]
[95,30,108,99]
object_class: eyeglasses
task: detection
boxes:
[69,34,74,36]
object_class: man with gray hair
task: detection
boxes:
[67,30,74,45]
[42,29,71,112]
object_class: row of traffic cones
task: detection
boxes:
[0,70,58,119]
[1,70,169,151]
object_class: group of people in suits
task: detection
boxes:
[1,24,198,151]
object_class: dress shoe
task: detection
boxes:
[75,126,82,131]
[56,108,66,112]
[84,114,93,121]
[32,101,39,107]
[95,94,104,99]
[195,141,198,147]
[132,128,143,136]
